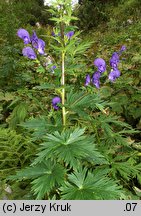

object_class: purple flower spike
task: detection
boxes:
[31,31,38,49]
[110,52,120,68]
[52,97,61,110]
[108,68,120,82]
[22,47,36,59]
[94,58,106,73]
[37,39,45,55]
[92,71,101,88]
[85,74,91,86]
[66,31,74,39]
[17,28,31,44]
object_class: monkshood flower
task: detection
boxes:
[66,31,74,39]
[37,39,45,55]
[22,47,36,59]
[52,65,56,70]
[51,65,56,71]
[31,31,38,49]
[94,58,106,73]
[110,46,126,68]
[52,97,61,110]
[84,74,91,86]
[92,71,101,88]
[17,28,46,56]
[51,31,56,36]
[30,31,45,55]
[50,65,56,73]
[120,45,126,52]
[109,46,126,81]
[108,68,120,82]
[17,28,31,44]
[119,45,126,55]
[51,32,61,37]
[110,52,120,68]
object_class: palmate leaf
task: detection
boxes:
[8,160,66,199]
[66,90,106,116]
[98,114,132,129]
[31,163,65,199]
[100,125,134,147]
[65,31,82,52]
[72,40,94,56]
[109,156,141,182]
[33,128,104,168]
[21,116,62,140]
[85,150,109,165]
[8,102,28,129]
[60,167,122,200]
[93,113,138,146]
[50,44,63,52]
[103,129,137,147]
[8,161,53,181]
[111,162,136,181]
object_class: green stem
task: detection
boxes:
[61,51,66,126]
[60,4,66,127]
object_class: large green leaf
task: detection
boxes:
[60,167,122,200]
[66,90,107,118]
[21,116,63,140]
[33,128,105,168]
[8,160,66,199]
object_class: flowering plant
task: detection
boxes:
[9,0,141,201]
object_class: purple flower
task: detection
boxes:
[120,45,126,52]
[52,97,61,110]
[108,68,120,82]
[52,32,61,37]
[92,71,101,88]
[52,65,56,69]
[22,47,36,59]
[119,45,126,55]
[17,29,46,56]
[31,31,38,49]
[51,31,56,36]
[84,74,91,86]
[66,31,74,39]
[51,65,56,73]
[94,58,106,73]
[31,31,45,54]
[37,39,45,55]
[110,52,120,68]
[17,29,31,44]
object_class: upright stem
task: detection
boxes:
[61,51,66,126]
[60,5,66,126]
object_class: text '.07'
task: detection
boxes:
[123,202,137,212]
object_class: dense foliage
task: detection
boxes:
[0,0,141,200]
[75,0,141,30]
